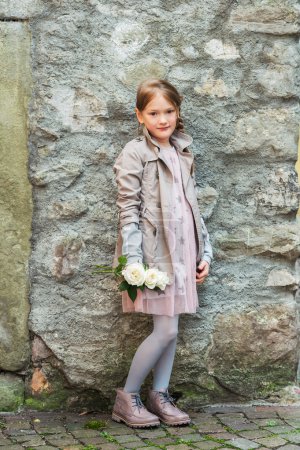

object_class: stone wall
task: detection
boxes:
[0,21,32,411]
[0,0,300,411]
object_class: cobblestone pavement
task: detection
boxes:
[2,404,300,450]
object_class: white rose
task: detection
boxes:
[144,268,160,289]
[122,262,146,286]
[156,271,170,290]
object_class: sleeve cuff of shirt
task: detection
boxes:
[202,255,212,265]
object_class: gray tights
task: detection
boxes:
[123,314,179,393]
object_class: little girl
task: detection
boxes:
[111,79,213,428]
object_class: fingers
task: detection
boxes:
[195,263,210,284]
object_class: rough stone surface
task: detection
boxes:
[216,222,300,260]
[206,303,299,397]
[0,374,24,412]
[0,0,298,411]
[0,0,44,19]
[0,22,32,373]
[230,5,300,35]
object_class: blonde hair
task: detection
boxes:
[135,78,184,132]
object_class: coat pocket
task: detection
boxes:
[139,209,158,264]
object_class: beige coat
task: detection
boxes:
[112,125,211,285]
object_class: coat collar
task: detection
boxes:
[141,124,193,153]
[141,124,194,191]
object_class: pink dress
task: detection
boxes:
[121,144,199,317]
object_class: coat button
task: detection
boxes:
[153,229,157,236]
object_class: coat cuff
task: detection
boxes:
[121,222,143,265]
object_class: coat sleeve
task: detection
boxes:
[113,142,144,264]
[113,142,144,227]
[191,165,213,266]
[200,217,213,266]
[121,222,143,265]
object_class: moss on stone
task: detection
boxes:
[0,374,24,412]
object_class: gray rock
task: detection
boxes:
[230,5,300,35]
[207,303,299,397]
[0,0,44,19]
[0,374,24,412]
[228,108,299,160]
[216,222,300,260]
[266,269,298,289]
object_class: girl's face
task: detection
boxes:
[135,92,178,146]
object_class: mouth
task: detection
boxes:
[157,126,169,130]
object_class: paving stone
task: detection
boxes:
[97,445,123,450]
[34,447,59,450]
[254,436,288,447]
[280,434,300,444]
[65,423,88,431]
[190,413,216,420]
[206,431,237,440]
[193,441,223,449]
[34,425,67,434]
[0,446,24,450]
[136,429,167,438]
[113,434,142,443]
[12,435,45,445]
[255,406,283,413]
[166,444,198,450]
[123,441,148,449]
[263,425,295,434]
[216,413,246,419]
[203,406,247,414]
[252,417,286,426]
[278,410,300,419]
[237,429,273,439]
[45,434,80,446]
[245,410,280,419]
[106,427,136,435]
[225,421,259,431]
[176,433,205,442]
[224,436,260,449]
[149,436,177,445]
[60,446,83,450]
[285,420,300,428]
[4,429,37,436]
[167,427,198,436]
[71,429,101,438]
[4,421,32,430]
[277,446,300,450]
[135,447,158,450]
[76,436,108,445]
[196,422,225,433]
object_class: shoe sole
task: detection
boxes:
[112,412,160,428]
[156,417,191,426]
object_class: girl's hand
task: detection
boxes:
[196,260,210,284]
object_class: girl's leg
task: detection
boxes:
[124,314,179,393]
[152,334,178,391]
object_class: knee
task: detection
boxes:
[163,327,178,344]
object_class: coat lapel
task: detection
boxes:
[141,125,194,192]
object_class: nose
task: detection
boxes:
[159,114,168,124]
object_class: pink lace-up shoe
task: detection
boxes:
[146,388,191,426]
[112,387,160,428]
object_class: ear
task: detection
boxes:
[135,107,144,124]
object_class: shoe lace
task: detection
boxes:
[158,390,176,406]
[131,393,145,413]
